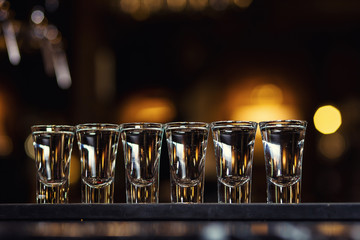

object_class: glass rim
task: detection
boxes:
[31,125,75,133]
[210,120,258,129]
[259,120,307,129]
[75,123,120,131]
[120,122,163,130]
[164,121,209,129]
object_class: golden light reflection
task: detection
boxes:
[205,134,217,180]
[251,223,268,235]
[318,133,346,160]
[314,105,342,134]
[317,223,347,237]
[234,0,252,8]
[70,155,80,184]
[167,0,187,12]
[119,96,176,123]
[189,0,208,10]
[282,147,286,170]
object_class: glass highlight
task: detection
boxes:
[120,123,163,203]
[31,125,75,203]
[165,122,209,203]
[211,121,257,203]
[76,123,120,203]
[260,120,307,203]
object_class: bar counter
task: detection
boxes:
[1,203,360,239]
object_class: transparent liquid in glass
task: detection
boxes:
[167,128,208,203]
[213,127,256,203]
[33,132,74,203]
[122,129,162,203]
[77,129,119,203]
[261,126,305,203]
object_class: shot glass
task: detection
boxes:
[211,121,257,203]
[260,120,307,203]
[76,123,120,203]
[165,122,210,203]
[120,123,163,203]
[31,125,75,204]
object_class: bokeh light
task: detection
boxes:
[31,8,45,24]
[119,95,176,123]
[189,0,208,10]
[45,25,59,42]
[167,0,187,12]
[225,80,301,162]
[231,105,297,123]
[250,84,283,105]
[233,0,252,8]
[143,0,163,13]
[120,0,141,14]
[230,83,298,122]
[314,105,342,134]
[318,133,346,160]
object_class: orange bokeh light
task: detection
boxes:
[119,95,176,123]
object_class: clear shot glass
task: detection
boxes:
[260,120,307,203]
[120,123,164,203]
[211,121,257,203]
[165,122,210,203]
[31,125,75,204]
[76,123,120,203]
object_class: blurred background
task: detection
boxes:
[1,0,360,203]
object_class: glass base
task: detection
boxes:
[267,180,301,203]
[217,180,251,203]
[170,179,204,203]
[126,179,159,203]
[81,181,114,203]
[37,180,69,204]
